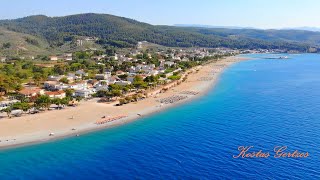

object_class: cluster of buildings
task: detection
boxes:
[17,87,67,100]
[239,49,288,54]
[36,47,235,99]
[76,37,99,46]
[18,70,132,100]
[1,44,242,106]
[50,53,73,61]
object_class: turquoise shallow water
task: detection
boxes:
[1,54,320,179]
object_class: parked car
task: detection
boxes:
[11,109,23,117]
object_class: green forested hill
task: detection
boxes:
[0,27,52,56]
[0,13,319,53]
[185,27,320,44]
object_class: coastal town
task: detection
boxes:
[0,40,284,146]
[0,41,246,117]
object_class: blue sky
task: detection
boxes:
[0,0,319,28]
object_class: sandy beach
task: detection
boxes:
[0,56,248,149]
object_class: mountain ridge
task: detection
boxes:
[0,13,319,55]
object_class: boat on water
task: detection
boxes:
[279,56,289,59]
[265,56,289,60]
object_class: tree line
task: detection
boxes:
[0,13,317,52]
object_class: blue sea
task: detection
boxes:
[1,54,320,179]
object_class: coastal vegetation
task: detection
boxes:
[0,44,231,115]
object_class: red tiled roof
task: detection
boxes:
[45,90,65,96]
[19,88,42,95]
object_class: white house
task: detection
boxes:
[164,61,175,67]
[75,69,88,77]
[50,56,58,61]
[0,57,6,63]
[18,88,45,98]
[129,64,155,73]
[44,81,69,91]
[65,57,73,61]
[181,57,190,62]
[45,90,66,99]
[94,80,109,91]
[149,70,159,76]
[64,53,73,61]
[95,85,109,91]
[67,73,81,82]
[44,81,59,90]
[95,72,111,80]
[48,75,64,82]
[173,56,181,61]
[69,81,88,90]
[114,81,132,86]
[75,89,93,98]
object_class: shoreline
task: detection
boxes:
[0,56,250,150]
